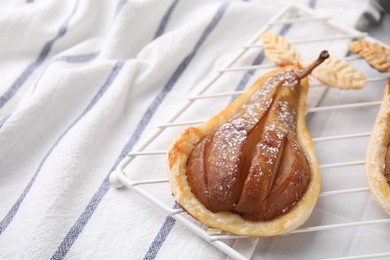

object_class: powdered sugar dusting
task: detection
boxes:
[238,71,299,130]
[258,124,287,172]
[277,100,297,131]
[209,123,247,199]
[208,70,301,198]
[188,69,309,218]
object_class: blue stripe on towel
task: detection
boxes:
[309,0,318,8]
[55,52,100,63]
[154,0,180,39]
[51,2,230,259]
[0,52,99,132]
[32,52,100,93]
[143,203,179,260]
[144,217,176,260]
[114,0,129,18]
[0,113,12,129]
[0,61,125,236]
[0,0,80,110]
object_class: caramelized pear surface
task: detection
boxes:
[187,71,311,221]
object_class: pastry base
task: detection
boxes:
[167,66,322,237]
[366,79,390,216]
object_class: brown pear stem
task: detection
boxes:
[297,50,329,79]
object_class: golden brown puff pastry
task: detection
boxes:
[349,41,390,73]
[167,65,321,237]
[366,79,390,216]
[307,56,367,90]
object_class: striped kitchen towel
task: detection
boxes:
[0,0,378,259]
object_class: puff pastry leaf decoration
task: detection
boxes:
[349,40,390,72]
[306,56,367,90]
[261,34,366,90]
[167,51,329,237]
[366,79,390,216]
[260,33,301,66]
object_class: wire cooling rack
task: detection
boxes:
[110,4,390,260]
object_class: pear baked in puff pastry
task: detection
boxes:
[365,79,390,216]
[349,40,390,215]
[167,34,366,237]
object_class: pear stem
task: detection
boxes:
[297,50,329,79]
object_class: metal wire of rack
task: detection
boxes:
[109,4,390,260]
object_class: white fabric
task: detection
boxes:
[0,0,377,259]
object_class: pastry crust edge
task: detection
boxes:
[366,79,390,216]
[167,66,322,237]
